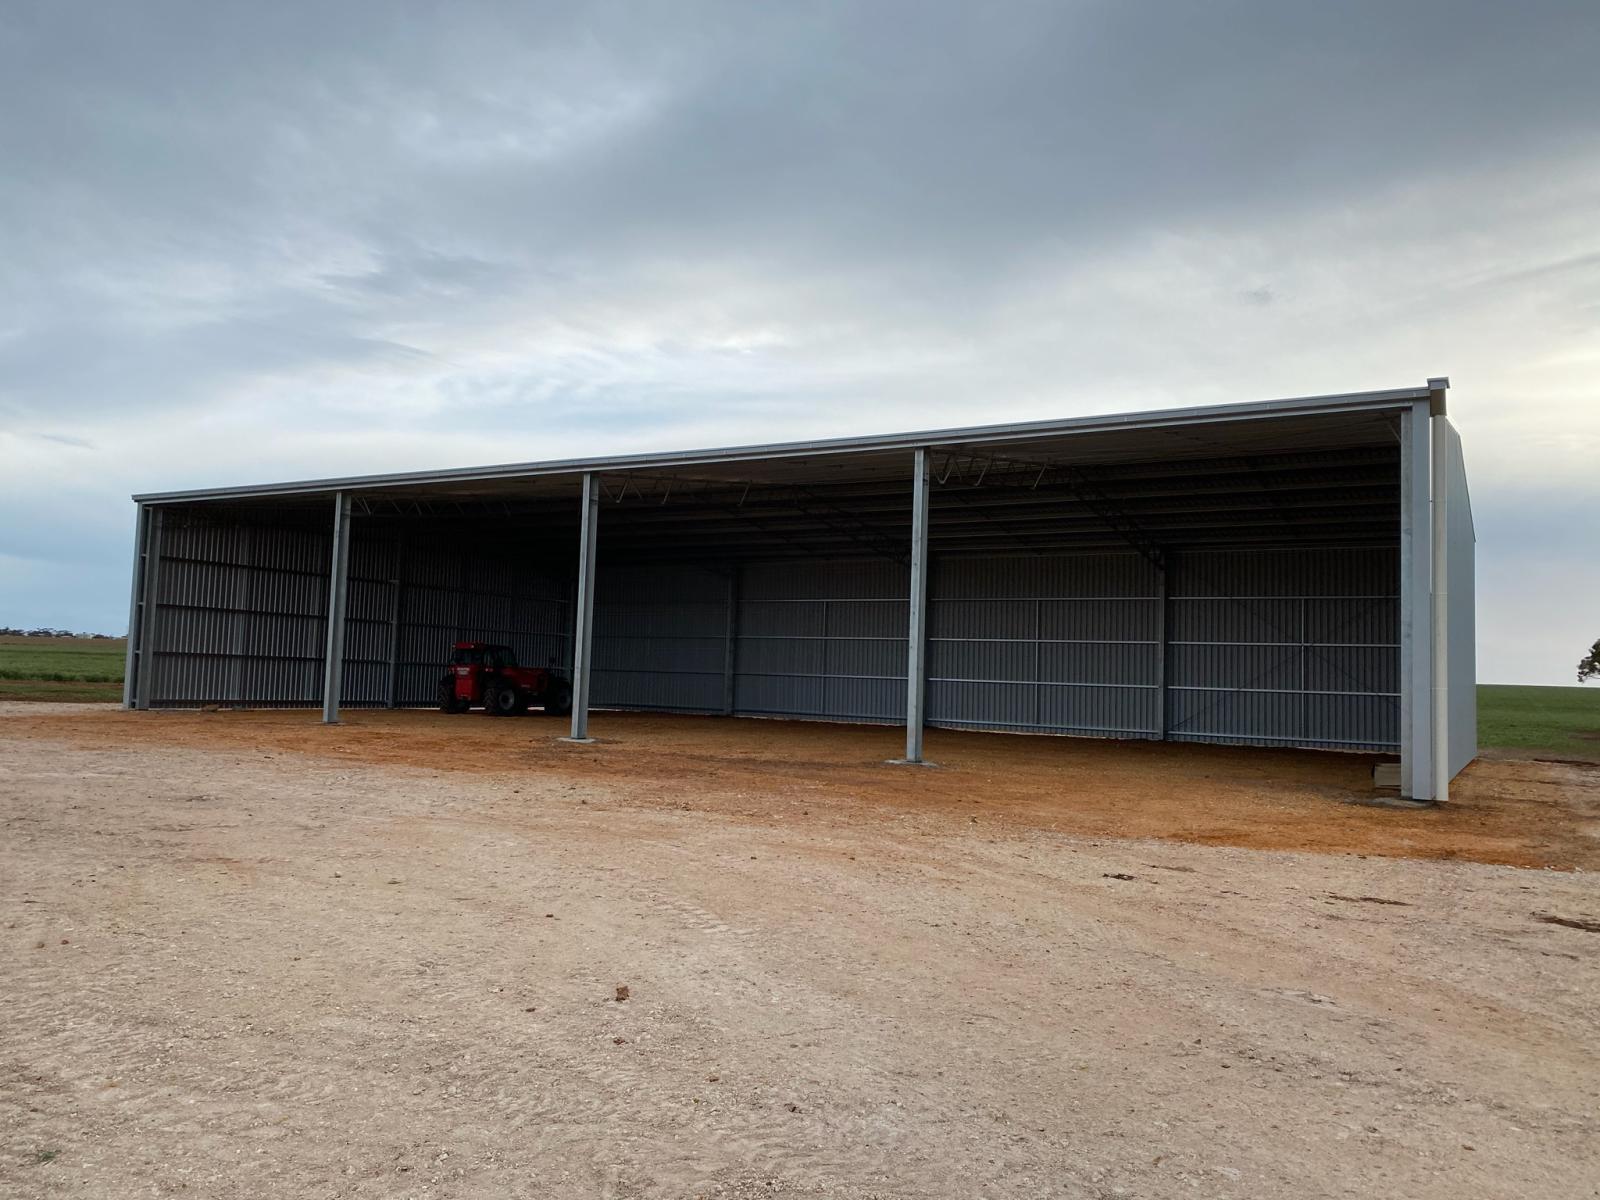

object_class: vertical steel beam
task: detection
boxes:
[1155,552,1169,740]
[122,504,150,709]
[902,449,932,763]
[132,507,165,711]
[568,473,601,741]
[1429,379,1452,802]
[321,492,353,725]
[1399,402,1434,799]
[722,563,740,716]
[385,575,404,709]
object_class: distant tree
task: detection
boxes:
[1581,639,1600,683]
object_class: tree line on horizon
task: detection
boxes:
[0,626,119,639]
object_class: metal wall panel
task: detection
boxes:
[927,553,1162,737]
[1166,548,1400,750]
[145,510,571,708]
[1443,424,1477,776]
[734,559,908,722]
[387,539,571,708]
[142,512,1400,754]
[148,515,330,706]
[591,563,730,712]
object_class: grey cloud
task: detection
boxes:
[0,1,1597,676]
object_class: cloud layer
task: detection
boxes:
[2,1,1597,682]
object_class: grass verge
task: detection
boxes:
[1477,684,1600,759]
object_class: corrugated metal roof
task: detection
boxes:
[133,383,1431,504]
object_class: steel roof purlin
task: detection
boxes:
[131,382,1438,505]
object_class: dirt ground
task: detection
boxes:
[5,705,1599,870]
[3,706,1598,1198]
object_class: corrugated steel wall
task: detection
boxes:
[592,563,730,712]
[586,548,1398,749]
[734,560,908,722]
[143,510,1399,751]
[929,554,1161,737]
[1443,424,1477,776]
[146,511,570,708]
[1167,548,1399,750]
[382,536,571,707]
[148,516,330,706]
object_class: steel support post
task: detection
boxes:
[568,473,601,741]
[321,493,353,725]
[1429,379,1451,802]
[132,507,165,711]
[122,505,151,709]
[1155,552,1169,740]
[1399,401,1434,799]
[722,564,740,716]
[385,575,404,709]
[901,449,932,764]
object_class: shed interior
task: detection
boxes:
[141,405,1407,752]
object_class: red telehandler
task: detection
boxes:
[436,641,572,717]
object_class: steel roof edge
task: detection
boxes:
[132,383,1434,504]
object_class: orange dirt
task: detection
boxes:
[8,706,1597,870]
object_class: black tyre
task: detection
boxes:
[541,678,572,717]
[486,685,523,717]
[437,676,466,713]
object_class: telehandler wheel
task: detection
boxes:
[485,685,524,717]
[437,677,467,713]
[541,678,572,717]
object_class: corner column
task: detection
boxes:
[1399,402,1434,799]
[902,449,932,763]
[568,473,601,741]
[322,492,353,725]
[125,505,164,710]
[1429,377,1451,802]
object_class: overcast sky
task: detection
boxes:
[1,1,1596,685]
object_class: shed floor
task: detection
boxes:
[5,704,1596,869]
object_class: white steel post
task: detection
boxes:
[321,492,353,725]
[1399,399,1435,800]
[568,473,601,741]
[132,507,165,712]
[722,564,740,716]
[1429,378,1451,802]
[122,504,149,709]
[385,576,403,709]
[903,449,932,763]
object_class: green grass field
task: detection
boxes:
[1476,684,1600,760]
[0,635,127,702]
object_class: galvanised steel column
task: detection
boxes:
[1155,551,1169,740]
[567,473,601,741]
[132,507,165,711]
[321,492,353,725]
[122,503,150,709]
[384,575,404,709]
[1399,400,1434,800]
[902,449,932,763]
[1429,377,1451,802]
[722,563,740,716]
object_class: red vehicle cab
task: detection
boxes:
[437,641,572,717]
